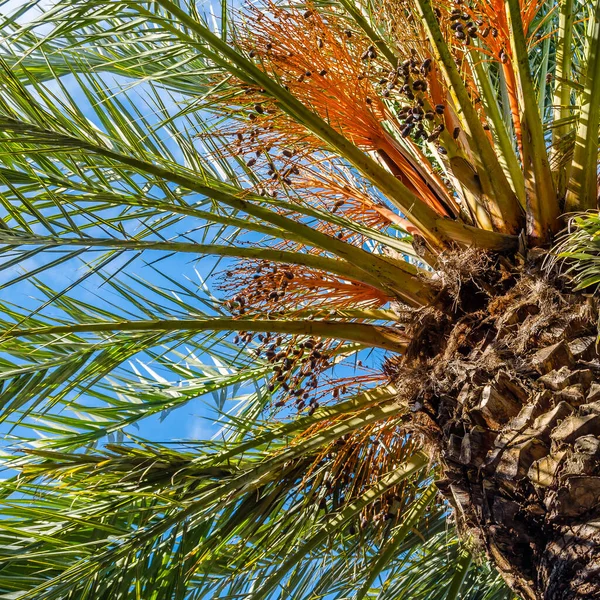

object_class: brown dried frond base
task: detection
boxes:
[387,249,600,600]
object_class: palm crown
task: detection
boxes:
[0,0,599,598]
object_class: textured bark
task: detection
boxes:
[391,253,600,600]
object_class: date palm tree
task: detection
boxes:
[0,0,599,598]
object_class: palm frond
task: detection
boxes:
[552,211,600,292]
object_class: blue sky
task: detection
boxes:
[0,73,226,446]
[0,0,385,452]
[0,0,235,444]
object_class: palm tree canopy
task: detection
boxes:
[0,0,598,597]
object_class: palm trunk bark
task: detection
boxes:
[395,257,600,600]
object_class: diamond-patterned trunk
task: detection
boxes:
[400,260,600,600]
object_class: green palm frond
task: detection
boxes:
[0,411,507,600]
[552,212,600,291]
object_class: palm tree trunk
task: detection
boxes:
[395,259,600,600]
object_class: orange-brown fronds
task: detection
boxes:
[228,1,459,216]
[428,0,548,156]
[237,1,389,149]
[219,259,391,313]
[291,164,413,231]
[300,415,421,526]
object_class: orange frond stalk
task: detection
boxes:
[300,420,419,525]
[291,164,417,231]
[219,260,392,315]
[233,2,456,218]
[443,0,548,160]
